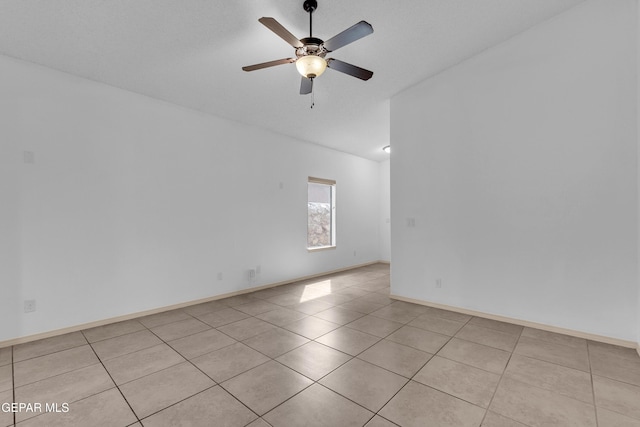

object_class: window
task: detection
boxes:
[307,177,336,250]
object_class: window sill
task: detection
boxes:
[307,245,337,252]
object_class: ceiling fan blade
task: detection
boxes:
[259,17,304,48]
[242,58,296,72]
[326,58,373,80]
[300,77,313,95]
[323,21,373,52]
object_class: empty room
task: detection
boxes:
[1,0,640,426]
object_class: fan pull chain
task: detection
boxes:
[311,90,314,109]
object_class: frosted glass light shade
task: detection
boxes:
[296,55,327,78]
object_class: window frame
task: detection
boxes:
[307,176,337,251]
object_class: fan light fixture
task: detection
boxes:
[296,55,327,78]
[382,145,391,153]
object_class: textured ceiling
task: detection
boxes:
[0,0,585,161]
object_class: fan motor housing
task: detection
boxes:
[297,37,327,58]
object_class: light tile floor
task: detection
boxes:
[2,264,640,426]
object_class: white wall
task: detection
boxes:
[379,159,391,262]
[391,0,638,341]
[0,55,382,342]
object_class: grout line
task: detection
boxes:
[11,347,15,427]
[587,343,600,427]
[81,330,142,426]
[480,322,525,426]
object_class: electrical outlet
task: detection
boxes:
[249,269,256,279]
[24,299,36,313]
[435,279,442,288]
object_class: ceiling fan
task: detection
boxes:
[242,0,374,95]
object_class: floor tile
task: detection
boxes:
[468,317,523,336]
[266,292,307,307]
[221,360,312,415]
[0,348,11,366]
[413,356,500,408]
[263,383,373,427]
[386,325,450,354]
[316,293,355,306]
[16,388,137,427]
[345,315,403,338]
[359,293,394,305]
[289,299,335,315]
[320,358,407,412]
[141,386,257,427]
[389,301,429,315]
[195,307,249,328]
[234,300,281,316]
[379,380,485,427]
[13,332,87,362]
[0,365,11,393]
[14,363,113,422]
[82,319,146,343]
[358,339,432,378]
[514,335,590,372]
[481,411,528,426]
[91,329,162,361]
[168,328,236,360]
[191,342,269,383]
[589,341,640,361]
[282,316,340,339]
[438,338,510,374]
[521,327,587,349]
[250,286,291,300]
[365,416,397,427]
[181,300,227,317]
[218,294,260,307]
[370,306,421,324]
[338,300,385,314]
[424,307,472,322]
[217,317,277,341]
[0,390,12,427]
[455,324,519,352]
[593,375,640,420]
[138,309,192,329]
[276,341,351,381]
[243,328,309,358]
[14,345,98,387]
[503,354,593,403]
[150,317,211,341]
[335,288,371,299]
[246,418,273,427]
[589,342,640,387]
[597,408,640,427]
[316,327,380,356]
[120,362,215,419]
[490,377,596,427]
[314,307,366,325]
[256,308,307,327]
[102,343,184,385]
[408,313,465,336]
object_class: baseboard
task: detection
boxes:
[637,343,640,358]
[0,261,383,348]
[390,294,637,350]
